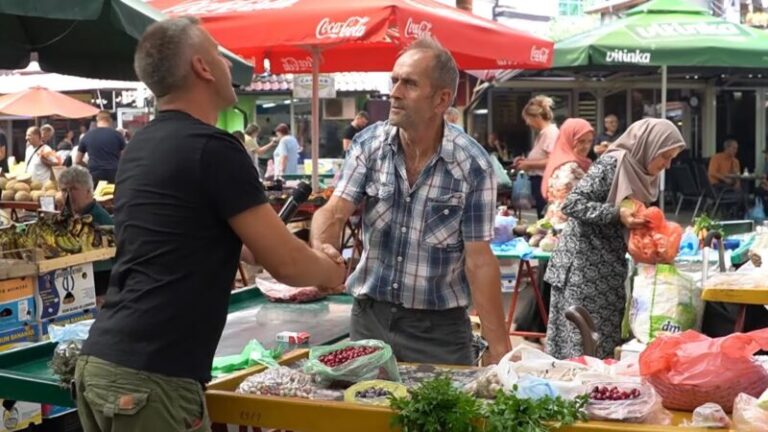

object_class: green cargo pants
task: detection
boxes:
[74,355,210,432]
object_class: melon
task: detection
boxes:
[43,190,57,198]
[5,180,17,191]
[12,183,31,193]
[0,178,7,190]
[30,181,43,191]
[14,191,31,202]
[43,180,57,191]
[15,173,32,184]
[1,190,14,201]
[31,191,44,202]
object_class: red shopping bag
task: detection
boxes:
[627,200,683,264]
[639,329,768,412]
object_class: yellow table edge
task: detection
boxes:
[702,287,768,305]
[205,350,726,431]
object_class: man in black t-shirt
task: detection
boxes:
[342,111,369,154]
[75,17,345,432]
[75,111,126,184]
[0,128,8,174]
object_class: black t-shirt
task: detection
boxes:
[0,130,8,174]
[78,127,126,174]
[81,110,268,382]
[343,124,362,142]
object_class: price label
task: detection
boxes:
[40,196,55,212]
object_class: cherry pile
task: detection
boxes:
[355,387,392,399]
[318,346,380,367]
[589,385,641,401]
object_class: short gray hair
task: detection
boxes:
[134,17,202,98]
[58,166,94,193]
[41,124,55,134]
[445,107,460,122]
[402,36,459,103]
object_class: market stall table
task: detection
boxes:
[204,350,728,432]
[702,286,768,332]
[493,248,551,338]
[0,286,353,407]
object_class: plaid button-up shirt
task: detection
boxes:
[335,121,497,310]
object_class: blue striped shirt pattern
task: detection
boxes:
[334,121,497,310]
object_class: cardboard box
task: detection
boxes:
[0,324,38,352]
[36,308,97,340]
[36,263,96,320]
[0,278,35,330]
[0,400,42,432]
[41,404,76,419]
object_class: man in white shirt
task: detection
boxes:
[25,126,60,183]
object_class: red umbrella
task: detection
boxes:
[0,87,99,119]
[148,0,554,189]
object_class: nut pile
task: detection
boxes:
[237,366,316,398]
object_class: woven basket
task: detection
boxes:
[647,371,768,413]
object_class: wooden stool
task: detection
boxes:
[505,259,548,339]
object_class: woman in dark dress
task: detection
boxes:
[544,118,686,359]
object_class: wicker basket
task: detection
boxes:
[647,371,768,413]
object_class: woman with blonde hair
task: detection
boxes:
[515,95,558,218]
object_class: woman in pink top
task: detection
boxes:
[515,95,559,218]
[542,118,594,228]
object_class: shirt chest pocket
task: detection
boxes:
[423,193,464,249]
[364,183,394,232]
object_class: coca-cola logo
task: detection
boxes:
[281,56,313,72]
[404,18,432,38]
[529,46,550,64]
[160,0,298,16]
[315,16,369,39]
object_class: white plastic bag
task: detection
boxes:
[495,346,589,399]
[630,264,703,343]
[733,393,768,431]
[681,403,731,428]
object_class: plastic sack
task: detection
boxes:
[211,339,282,378]
[303,339,400,384]
[681,403,731,428]
[493,212,517,244]
[496,345,589,399]
[511,172,534,210]
[48,320,95,386]
[464,366,503,398]
[491,154,513,188]
[257,278,328,303]
[759,386,768,410]
[586,381,666,424]
[627,201,683,264]
[639,329,768,412]
[733,393,768,431]
[489,237,533,259]
[629,264,702,343]
[236,366,316,398]
[678,227,699,257]
[516,376,558,399]
[746,197,766,224]
[48,319,94,343]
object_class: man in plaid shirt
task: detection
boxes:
[311,37,510,365]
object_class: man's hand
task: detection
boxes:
[594,143,609,155]
[513,157,527,170]
[619,207,647,229]
[483,345,509,365]
[315,243,346,292]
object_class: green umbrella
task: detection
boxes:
[554,0,768,69]
[0,0,253,85]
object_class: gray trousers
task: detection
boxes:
[350,297,474,366]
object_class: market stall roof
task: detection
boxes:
[244,72,392,94]
[554,0,768,70]
[0,87,100,118]
[0,0,253,86]
[0,62,145,93]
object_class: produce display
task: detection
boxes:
[0,213,115,259]
[0,174,58,203]
[344,380,408,407]
[237,366,315,398]
[589,385,641,401]
[318,346,380,368]
[585,382,661,423]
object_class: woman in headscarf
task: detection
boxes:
[542,118,594,228]
[543,118,686,359]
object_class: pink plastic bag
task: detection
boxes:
[639,329,768,412]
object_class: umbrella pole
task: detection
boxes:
[311,47,320,193]
[660,64,668,212]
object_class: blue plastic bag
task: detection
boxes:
[746,197,766,224]
[678,227,699,257]
[493,214,518,244]
[511,172,534,210]
[516,376,559,399]
[490,238,533,260]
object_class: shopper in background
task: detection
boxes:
[311,36,510,366]
[75,111,126,185]
[76,17,345,432]
[515,95,558,219]
[58,166,113,307]
[24,126,60,183]
[443,106,463,132]
[542,118,594,228]
[244,124,278,171]
[57,130,76,167]
[342,111,370,153]
[0,127,8,174]
[545,118,685,360]
[483,132,507,160]
[593,114,622,157]
[708,138,742,189]
[273,123,300,177]
[41,124,57,150]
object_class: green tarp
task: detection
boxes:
[0,0,253,85]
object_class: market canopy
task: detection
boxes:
[0,87,100,118]
[149,0,554,74]
[0,0,253,85]
[554,0,768,70]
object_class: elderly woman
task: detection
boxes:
[544,119,686,359]
[58,166,113,305]
[542,118,594,228]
